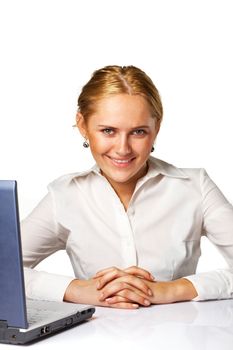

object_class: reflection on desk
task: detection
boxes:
[82,300,233,350]
[2,300,233,349]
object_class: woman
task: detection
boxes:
[22,65,233,309]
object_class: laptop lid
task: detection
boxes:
[0,180,28,329]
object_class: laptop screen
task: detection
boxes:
[0,180,28,328]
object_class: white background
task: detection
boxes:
[0,0,232,276]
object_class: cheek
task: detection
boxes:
[89,135,112,153]
[134,138,154,152]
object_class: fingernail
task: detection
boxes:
[148,289,153,296]
[144,299,151,306]
[96,281,101,289]
[150,274,155,280]
[132,304,139,308]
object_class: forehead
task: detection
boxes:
[88,94,154,127]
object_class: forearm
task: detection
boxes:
[169,278,198,301]
[63,278,99,305]
[24,267,74,302]
[149,278,198,304]
[185,269,233,301]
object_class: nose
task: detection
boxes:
[115,134,132,156]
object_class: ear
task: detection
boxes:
[155,121,161,135]
[152,119,161,139]
[76,112,88,138]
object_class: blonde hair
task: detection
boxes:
[77,65,163,122]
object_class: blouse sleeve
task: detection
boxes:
[21,191,74,301]
[185,169,233,301]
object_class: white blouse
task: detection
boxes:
[21,157,233,302]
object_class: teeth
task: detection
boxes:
[112,159,131,163]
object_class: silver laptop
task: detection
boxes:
[0,180,95,345]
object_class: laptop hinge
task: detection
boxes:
[0,320,8,328]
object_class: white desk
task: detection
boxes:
[2,300,233,349]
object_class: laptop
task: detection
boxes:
[0,180,95,345]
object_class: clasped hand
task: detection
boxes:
[64,266,155,309]
[64,266,197,308]
[94,266,155,309]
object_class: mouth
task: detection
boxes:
[105,155,135,168]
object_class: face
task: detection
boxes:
[77,94,160,191]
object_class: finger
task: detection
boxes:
[114,275,153,296]
[106,292,151,307]
[101,294,139,309]
[94,266,155,282]
[107,302,139,309]
[105,295,131,303]
[94,266,122,278]
[99,280,151,300]
[96,269,127,289]
[124,266,155,281]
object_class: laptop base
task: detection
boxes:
[0,307,95,345]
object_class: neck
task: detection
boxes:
[108,181,136,211]
[102,162,149,210]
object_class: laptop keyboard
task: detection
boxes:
[27,312,48,326]
[26,299,67,326]
[26,298,87,327]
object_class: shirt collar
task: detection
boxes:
[146,156,189,180]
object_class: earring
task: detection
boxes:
[83,139,89,148]
[151,146,155,152]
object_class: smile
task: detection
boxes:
[112,159,132,163]
[106,156,135,167]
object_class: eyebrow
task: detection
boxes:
[97,125,151,129]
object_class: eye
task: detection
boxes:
[132,129,147,136]
[102,128,115,135]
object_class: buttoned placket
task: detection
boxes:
[113,171,158,267]
[94,173,137,267]
[99,173,159,268]
[114,200,138,267]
